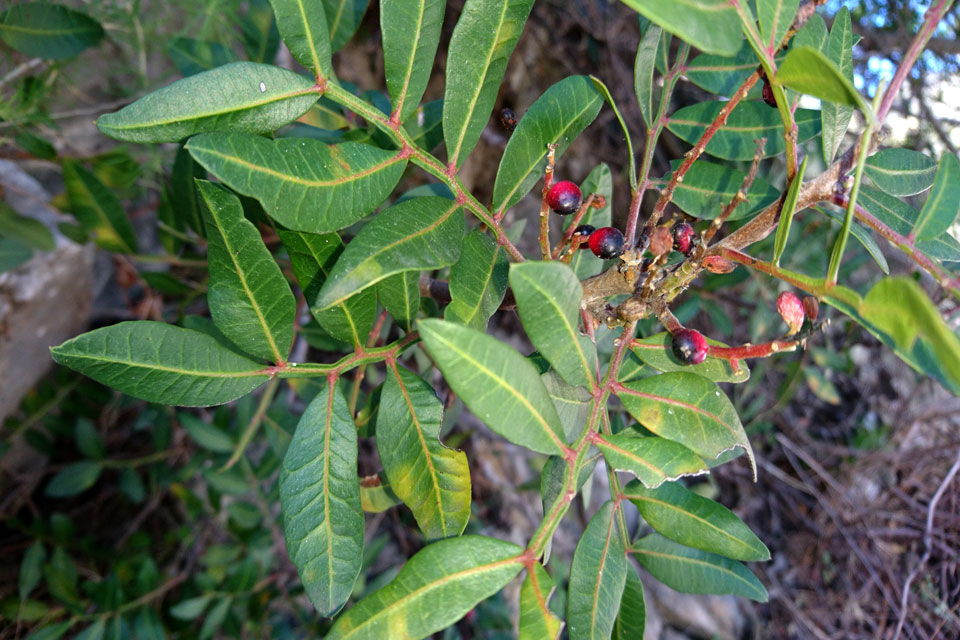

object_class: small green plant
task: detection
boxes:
[4,0,960,637]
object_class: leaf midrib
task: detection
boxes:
[294,0,322,73]
[632,547,762,596]
[391,0,427,118]
[51,348,268,378]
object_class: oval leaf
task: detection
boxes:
[634,25,661,126]
[377,366,471,539]
[613,567,646,640]
[757,0,800,52]
[45,462,102,498]
[630,332,750,383]
[620,0,742,56]
[382,0,445,121]
[623,479,769,561]
[667,101,821,160]
[198,181,295,363]
[510,262,597,389]
[186,132,406,232]
[632,533,768,602]
[62,160,138,254]
[913,153,960,241]
[864,149,937,197]
[326,535,523,639]
[0,3,103,59]
[657,159,779,221]
[776,45,867,112]
[280,378,363,616]
[593,433,708,488]
[519,562,563,640]
[315,197,463,309]
[50,322,270,406]
[268,0,334,78]
[685,42,759,98]
[97,62,318,143]
[616,372,756,477]
[278,229,377,347]
[443,0,535,168]
[821,7,854,164]
[418,319,568,456]
[567,501,628,640]
[444,230,509,331]
[492,75,603,214]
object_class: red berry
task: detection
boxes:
[672,222,695,255]
[587,226,625,259]
[672,329,708,365]
[547,181,583,216]
[574,224,595,249]
[777,291,805,336]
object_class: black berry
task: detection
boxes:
[672,222,695,255]
[574,225,595,249]
[500,107,518,132]
[587,226,624,260]
[547,181,583,216]
[672,329,708,365]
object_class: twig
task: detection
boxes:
[892,446,960,640]
[703,138,766,245]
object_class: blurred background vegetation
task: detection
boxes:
[1,1,958,638]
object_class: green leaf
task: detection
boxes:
[377,272,421,333]
[824,277,960,395]
[186,132,406,233]
[634,25,661,126]
[198,181,295,362]
[405,99,445,151]
[492,76,603,214]
[684,42,774,98]
[61,160,138,254]
[170,595,212,620]
[73,620,106,640]
[381,0,445,121]
[542,371,592,442]
[443,0,535,168]
[630,332,750,383]
[668,101,821,160]
[657,159,780,221]
[566,501,628,640]
[167,37,238,77]
[773,155,808,266]
[168,146,206,235]
[179,413,235,453]
[326,535,523,639]
[617,372,756,476]
[776,45,868,113]
[568,164,613,279]
[518,563,563,640]
[377,366,471,539]
[864,149,937,197]
[913,153,960,241]
[51,322,270,406]
[19,542,46,600]
[315,197,463,309]
[510,262,597,389]
[243,0,281,63]
[46,461,102,497]
[322,0,369,51]
[757,0,799,52]
[280,379,363,616]
[268,0,334,78]
[791,12,827,52]
[0,3,103,59]
[0,237,32,273]
[133,609,167,640]
[444,230,509,331]
[594,433,708,488]
[857,185,917,236]
[97,62,317,143]
[360,474,402,512]
[75,419,105,460]
[0,202,55,251]
[816,207,889,275]
[620,0,742,56]
[278,229,377,347]
[821,7,854,164]
[612,567,645,640]
[418,319,568,456]
[623,479,769,561]
[25,622,73,640]
[632,533,768,602]
[199,598,232,640]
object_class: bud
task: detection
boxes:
[702,255,736,274]
[777,291,805,336]
[650,226,673,257]
[802,296,819,322]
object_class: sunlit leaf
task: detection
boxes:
[864,149,937,197]
[594,432,708,488]
[620,0,741,56]
[913,153,960,241]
